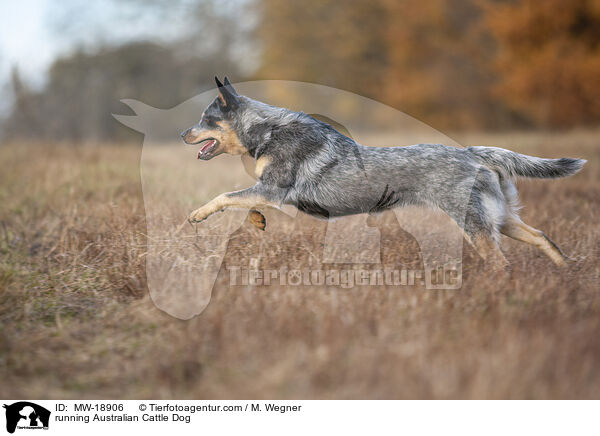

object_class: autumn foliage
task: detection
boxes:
[257,0,600,129]
[484,0,600,127]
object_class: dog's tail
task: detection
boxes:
[467,146,586,179]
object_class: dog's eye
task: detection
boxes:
[203,116,220,127]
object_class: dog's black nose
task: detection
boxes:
[180,129,189,139]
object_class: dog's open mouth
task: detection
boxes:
[197,138,219,159]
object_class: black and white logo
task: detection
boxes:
[3,402,50,434]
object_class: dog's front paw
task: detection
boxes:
[188,207,210,224]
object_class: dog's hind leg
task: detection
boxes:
[468,233,508,269]
[499,218,568,267]
[461,199,508,269]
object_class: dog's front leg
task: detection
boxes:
[188,184,281,224]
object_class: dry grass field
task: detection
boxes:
[0,130,599,399]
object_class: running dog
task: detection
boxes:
[181,77,586,266]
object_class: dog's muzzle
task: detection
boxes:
[181,128,220,159]
[181,128,200,144]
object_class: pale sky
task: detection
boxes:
[0,0,193,88]
[0,0,195,116]
[0,0,252,116]
[0,0,57,86]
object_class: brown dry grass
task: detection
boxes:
[0,130,599,399]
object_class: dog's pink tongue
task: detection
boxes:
[197,140,216,158]
[201,139,216,152]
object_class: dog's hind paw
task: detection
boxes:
[248,210,266,231]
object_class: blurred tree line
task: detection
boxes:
[2,0,599,141]
[257,0,600,130]
[5,43,241,141]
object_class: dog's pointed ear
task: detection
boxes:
[223,76,238,94]
[215,76,239,110]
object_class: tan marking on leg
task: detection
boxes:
[255,155,272,178]
[500,219,567,267]
[471,234,508,269]
[189,192,278,223]
[248,210,266,230]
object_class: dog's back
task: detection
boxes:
[283,129,585,267]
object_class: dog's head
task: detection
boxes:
[181,77,247,160]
